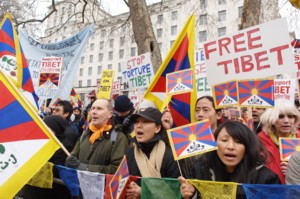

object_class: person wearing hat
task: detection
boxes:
[125,107,180,199]
[113,95,135,139]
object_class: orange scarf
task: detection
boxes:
[89,123,112,144]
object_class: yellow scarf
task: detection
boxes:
[269,131,296,146]
[89,123,112,144]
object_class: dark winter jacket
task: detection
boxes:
[71,127,128,174]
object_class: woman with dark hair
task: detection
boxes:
[125,107,180,199]
[179,121,281,199]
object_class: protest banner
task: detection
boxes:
[204,18,296,85]
[97,69,114,100]
[166,69,193,95]
[279,138,300,161]
[39,57,62,88]
[274,79,295,103]
[112,80,120,99]
[195,50,212,97]
[238,78,274,107]
[18,25,93,101]
[122,52,154,91]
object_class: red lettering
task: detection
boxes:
[247,28,262,50]
[269,44,289,65]
[204,41,217,59]
[233,58,240,73]
[254,50,270,70]
[218,37,231,56]
[233,33,246,52]
[240,55,254,72]
[217,60,232,74]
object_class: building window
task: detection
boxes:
[120,37,125,46]
[218,0,226,5]
[97,65,102,75]
[200,0,207,9]
[238,6,243,18]
[131,35,135,44]
[199,14,207,25]
[88,67,92,76]
[108,64,112,69]
[99,41,104,50]
[90,43,94,51]
[89,55,93,63]
[170,40,175,47]
[81,56,84,64]
[171,11,178,20]
[218,10,226,21]
[79,68,83,76]
[78,80,82,87]
[199,31,207,42]
[131,47,136,56]
[109,39,114,48]
[98,53,103,62]
[158,42,162,51]
[171,25,177,36]
[101,29,106,37]
[157,28,163,38]
[87,79,91,87]
[218,27,227,36]
[157,14,163,24]
[118,63,121,72]
[119,49,124,59]
[108,51,113,60]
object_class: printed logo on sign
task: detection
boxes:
[0,55,17,78]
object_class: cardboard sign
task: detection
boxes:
[204,18,296,85]
[121,52,154,91]
[274,79,295,103]
[97,69,114,100]
[38,57,63,88]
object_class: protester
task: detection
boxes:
[65,98,128,173]
[194,95,226,132]
[125,107,180,199]
[252,107,265,134]
[23,115,75,199]
[52,100,79,147]
[179,121,281,199]
[258,99,300,184]
[286,151,300,184]
[113,95,135,139]
[72,107,85,136]
[83,96,96,119]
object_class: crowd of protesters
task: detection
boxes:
[21,93,300,199]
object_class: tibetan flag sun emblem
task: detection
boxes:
[279,138,300,161]
[167,120,217,160]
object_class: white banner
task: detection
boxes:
[204,18,296,85]
[18,25,93,103]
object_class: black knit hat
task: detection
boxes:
[114,95,133,112]
[130,107,162,125]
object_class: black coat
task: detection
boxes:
[126,135,180,186]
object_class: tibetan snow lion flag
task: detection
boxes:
[143,14,196,127]
[167,120,217,160]
[110,156,130,199]
[0,70,60,199]
[212,80,238,108]
[0,13,38,106]
[238,79,274,107]
[279,138,300,161]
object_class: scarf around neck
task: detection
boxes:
[269,130,296,146]
[89,123,112,144]
[134,140,166,178]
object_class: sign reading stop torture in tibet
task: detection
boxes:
[122,52,154,91]
[204,18,296,86]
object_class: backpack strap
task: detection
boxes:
[110,129,118,147]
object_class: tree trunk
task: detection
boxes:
[128,0,162,73]
[240,0,261,29]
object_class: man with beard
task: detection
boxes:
[113,95,135,141]
[252,107,265,134]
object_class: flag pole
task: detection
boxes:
[176,160,183,177]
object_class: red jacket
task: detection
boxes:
[258,130,300,184]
